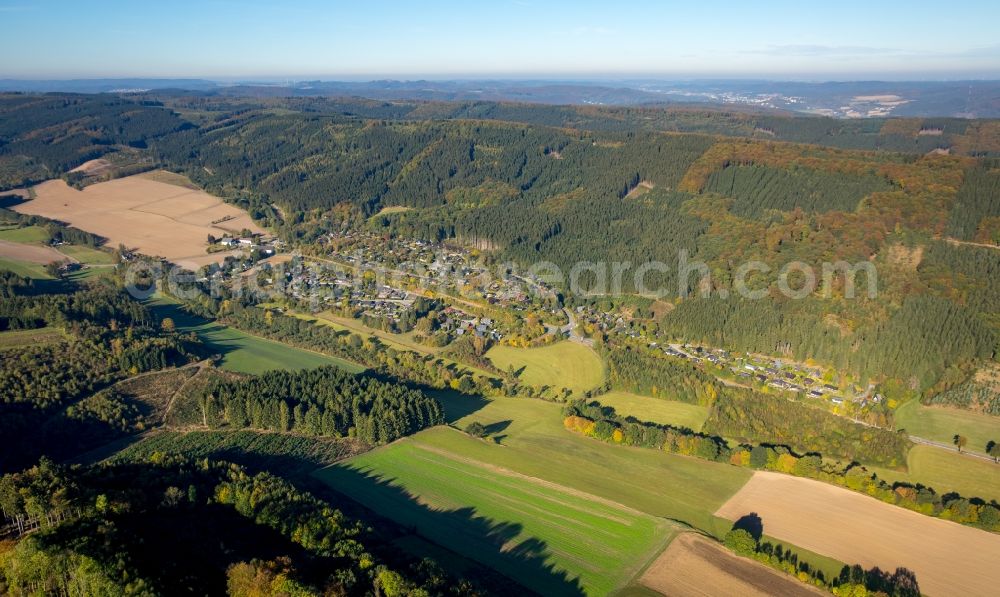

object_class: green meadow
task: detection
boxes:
[871,445,1000,503]
[486,341,606,395]
[56,244,115,264]
[320,437,676,596]
[317,393,753,593]
[594,391,710,431]
[0,225,49,244]
[895,399,1000,456]
[146,296,365,374]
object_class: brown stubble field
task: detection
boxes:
[12,173,264,267]
[716,471,1000,597]
[0,239,71,264]
[639,532,825,597]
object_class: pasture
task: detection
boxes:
[594,391,709,430]
[319,436,677,596]
[0,225,49,244]
[0,256,54,279]
[146,297,365,374]
[288,308,438,354]
[12,173,264,266]
[486,341,606,395]
[342,393,750,535]
[55,244,115,264]
[895,399,1000,456]
[716,471,1000,597]
[870,445,1000,503]
[317,394,881,595]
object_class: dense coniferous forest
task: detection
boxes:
[660,295,996,392]
[195,366,444,444]
[702,163,896,218]
[945,159,1000,242]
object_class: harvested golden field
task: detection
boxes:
[716,471,1000,597]
[13,173,264,267]
[639,533,824,597]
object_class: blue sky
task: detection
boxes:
[1,0,998,79]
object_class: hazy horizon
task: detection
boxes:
[2,0,998,79]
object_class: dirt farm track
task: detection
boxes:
[12,174,263,267]
[716,471,1000,597]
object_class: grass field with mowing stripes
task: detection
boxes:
[319,436,677,596]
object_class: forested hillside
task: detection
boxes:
[0,457,466,596]
[2,92,998,396]
[0,89,998,596]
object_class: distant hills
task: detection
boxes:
[0,77,998,118]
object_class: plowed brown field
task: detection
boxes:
[716,471,1000,596]
[640,533,825,596]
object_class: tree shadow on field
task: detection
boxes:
[425,387,489,423]
[319,465,586,597]
[483,420,512,435]
[733,512,764,541]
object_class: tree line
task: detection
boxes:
[563,400,1000,533]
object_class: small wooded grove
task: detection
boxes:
[723,525,921,597]
[194,366,444,445]
[0,457,469,596]
[704,389,911,468]
[562,400,1000,533]
[605,346,720,405]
